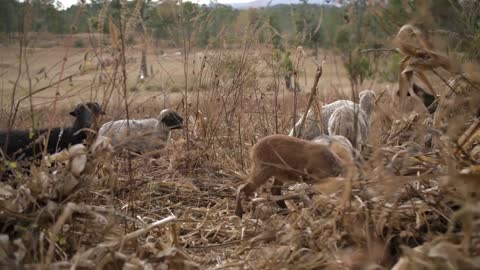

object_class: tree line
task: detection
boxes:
[0,0,478,59]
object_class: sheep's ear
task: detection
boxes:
[69,110,77,117]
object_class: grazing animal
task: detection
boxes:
[327,90,376,148]
[312,134,356,207]
[328,105,369,148]
[289,90,376,140]
[235,134,344,218]
[0,102,105,160]
[358,90,376,117]
[97,109,183,153]
[312,135,355,167]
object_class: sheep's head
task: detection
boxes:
[70,102,105,117]
[359,90,376,116]
[158,109,183,130]
[70,102,105,129]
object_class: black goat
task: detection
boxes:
[0,102,105,161]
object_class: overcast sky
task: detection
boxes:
[57,0,250,9]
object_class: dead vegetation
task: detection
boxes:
[1,20,480,270]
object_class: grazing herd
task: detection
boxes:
[0,86,435,218]
[236,90,376,218]
[289,89,376,148]
[0,103,184,162]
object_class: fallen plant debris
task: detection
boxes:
[2,104,480,269]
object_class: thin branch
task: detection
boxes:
[295,64,323,138]
[361,48,398,54]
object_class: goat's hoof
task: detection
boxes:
[234,208,243,219]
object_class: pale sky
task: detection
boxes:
[57,0,251,9]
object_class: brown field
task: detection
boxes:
[0,40,403,130]
[0,41,389,106]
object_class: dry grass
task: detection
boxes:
[1,24,480,270]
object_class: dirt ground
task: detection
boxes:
[0,43,391,98]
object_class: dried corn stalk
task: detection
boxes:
[394,25,458,114]
[394,24,480,152]
[109,16,119,50]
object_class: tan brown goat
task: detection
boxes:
[235,134,345,218]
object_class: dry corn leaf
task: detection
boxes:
[8,185,32,213]
[396,24,433,51]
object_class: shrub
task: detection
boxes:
[335,28,352,53]
[73,39,85,48]
[345,55,373,86]
[146,84,162,92]
[170,85,182,93]
[379,53,403,83]
[127,36,135,45]
[129,86,139,92]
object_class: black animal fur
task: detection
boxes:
[160,111,183,130]
[0,102,104,160]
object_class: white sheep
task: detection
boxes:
[312,134,357,205]
[327,105,368,147]
[312,134,354,166]
[289,90,376,141]
[328,90,376,148]
[289,100,351,140]
[96,109,183,153]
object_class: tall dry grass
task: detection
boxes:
[0,1,480,270]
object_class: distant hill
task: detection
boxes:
[228,0,343,9]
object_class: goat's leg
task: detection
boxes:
[235,168,273,218]
[271,178,288,209]
[235,183,247,218]
[235,181,260,218]
[235,182,257,218]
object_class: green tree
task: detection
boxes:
[268,13,283,51]
[335,1,373,89]
[31,0,65,33]
[293,0,323,58]
[0,0,20,38]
